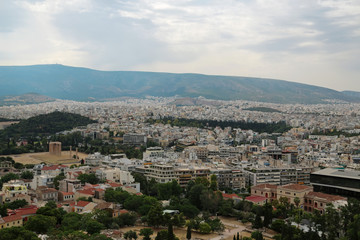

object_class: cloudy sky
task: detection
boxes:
[1,0,359,91]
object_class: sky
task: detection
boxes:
[0,0,359,91]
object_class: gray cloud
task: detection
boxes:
[0,0,359,91]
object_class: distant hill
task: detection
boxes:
[0,111,96,138]
[0,93,55,106]
[343,91,360,99]
[0,64,359,104]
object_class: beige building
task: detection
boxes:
[0,215,23,229]
[136,164,176,183]
[251,183,278,202]
[304,191,347,214]
[95,168,135,184]
[277,184,313,206]
[175,167,210,187]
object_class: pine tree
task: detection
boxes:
[186,225,192,240]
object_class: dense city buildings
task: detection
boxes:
[0,97,360,239]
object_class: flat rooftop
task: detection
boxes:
[311,168,360,180]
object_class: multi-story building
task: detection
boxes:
[95,168,135,185]
[244,167,312,186]
[231,170,246,190]
[136,164,176,183]
[175,167,210,188]
[36,186,59,202]
[136,164,211,187]
[1,180,28,203]
[123,133,147,146]
[85,152,105,166]
[310,168,360,198]
[143,147,165,159]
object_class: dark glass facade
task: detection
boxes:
[310,174,360,198]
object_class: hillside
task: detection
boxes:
[0,64,359,104]
[0,93,55,106]
[0,111,96,138]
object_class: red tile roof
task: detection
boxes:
[222,193,240,199]
[15,208,37,216]
[60,191,75,196]
[305,191,346,201]
[245,195,267,203]
[42,165,67,171]
[280,184,312,191]
[3,214,22,222]
[76,200,91,208]
[107,182,122,188]
[77,189,95,196]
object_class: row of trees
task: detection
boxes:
[147,117,291,134]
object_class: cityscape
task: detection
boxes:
[0,96,359,240]
[1,0,360,240]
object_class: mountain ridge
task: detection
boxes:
[0,64,359,104]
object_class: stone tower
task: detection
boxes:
[49,142,62,156]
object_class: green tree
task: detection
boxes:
[263,202,273,227]
[219,199,234,216]
[199,222,212,234]
[77,173,100,184]
[210,174,218,191]
[20,171,34,179]
[124,230,138,240]
[155,230,168,240]
[252,211,263,229]
[251,231,263,240]
[179,202,200,218]
[140,228,153,240]
[207,218,225,232]
[84,219,105,235]
[0,204,7,217]
[167,222,175,240]
[61,212,82,231]
[346,214,360,240]
[36,201,66,224]
[194,177,210,187]
[7,199,28,209]
[53,173,66,190]
[200,190,222,213]
[93,209,114,228]
[25,215,56,234]
[188,184,206,209]
[0,227,39,240]
[147,204,164,227]
[324,204,341,240]
[186,226,191,240]
[1,172,19,183]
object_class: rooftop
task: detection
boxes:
[312,168,360,180]
[280,184,312,191]
[245,195,267,203]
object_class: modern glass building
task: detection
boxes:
[310,168,360,198]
